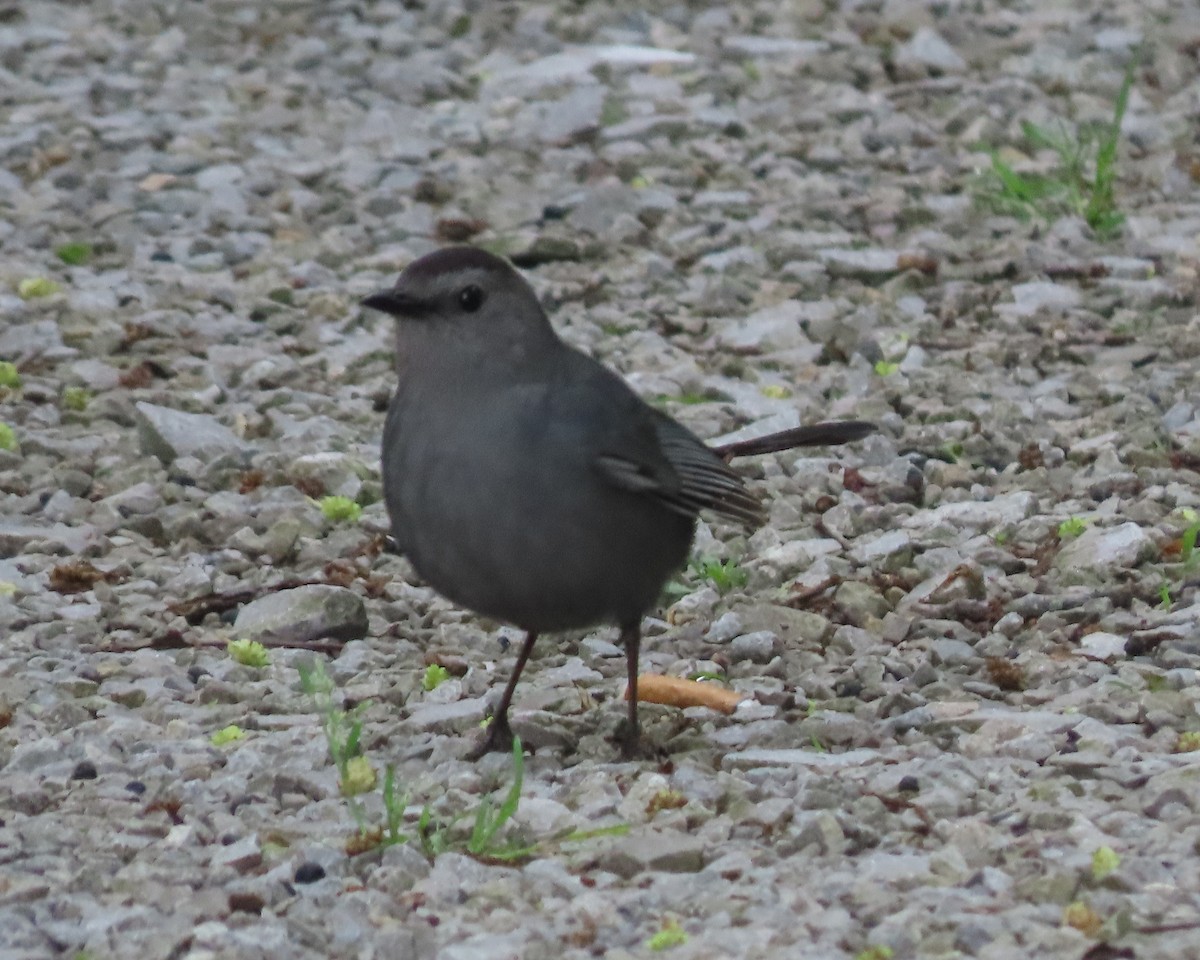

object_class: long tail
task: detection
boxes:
[710,420,876,461]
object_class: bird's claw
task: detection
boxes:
[464,716,515,761]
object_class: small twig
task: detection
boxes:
[167,578,327,623]
[1042,262,1111,281]
[814,517,853,551]
[785,576,841,607]
[1135,921,1200,934]
[101,631,346,655]
[228,636,348,655]
[910,338,974,351]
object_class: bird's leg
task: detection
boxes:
[616,622,644,758]
[466,630,537,760]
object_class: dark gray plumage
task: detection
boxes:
[363,247,873,758]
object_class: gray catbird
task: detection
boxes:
[362,247,874,758]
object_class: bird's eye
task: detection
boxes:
[459,285,485,312]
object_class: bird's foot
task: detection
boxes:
[613,719,658,760]
[464,715,516,761]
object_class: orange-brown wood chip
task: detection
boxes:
[625,674,745,715]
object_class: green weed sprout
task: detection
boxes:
[465,738,531,858]
[211,725,246,746]
[61,387,90,411]
[1091,846,1120,881]
[647,919,688,951]
[228,638,270,668]
[17,277,60,299]
[319,495,362,523]
[941,441,964,463]
[298,660,410,847]
[423,664,451,691]
[1179,510,1200,563]
[419,737,532,861]
[977,54,1137,239]
[1057,517,1087,539]
[381,765,410,846]
[299,662,365,791]
[1158,583,1172,610]
[1175,732,1200,753]
[341,756,377,796]
[664,555,748,600]
[56,242,93,265]
[301,659,532,858]
[693,557,748,594]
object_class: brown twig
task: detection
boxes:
[784,576,842,607]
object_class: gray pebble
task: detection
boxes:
[233,584,368,644]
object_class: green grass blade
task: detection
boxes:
[988,152,1037,204]
[382,765,409,844]
[558,823,633,843]
[1021,119,1062,152]
[344,709,364,758]
[1181,523,1200,562]
[494,736,525,827]
[347,797,370,836]
[468,797,496,853]
[1086,51,1137,236]
[467,736,526,855]
[417,804,435,855]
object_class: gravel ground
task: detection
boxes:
[3,1,1200,958]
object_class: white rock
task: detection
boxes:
[905,491,1036,531]
[850,530,914,565]
[1055,523,1155,581]
[995,282,1082,318]
[716,300,808,353]
[723,36,828,58]
[1079,632,1128,660]
[894,27,967,75]
[818,248,901,278]
[135,401,248,464]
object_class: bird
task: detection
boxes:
[361,246,874,758]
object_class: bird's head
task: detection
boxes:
[362,247,555,354]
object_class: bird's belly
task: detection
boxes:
[384,426,693,631]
